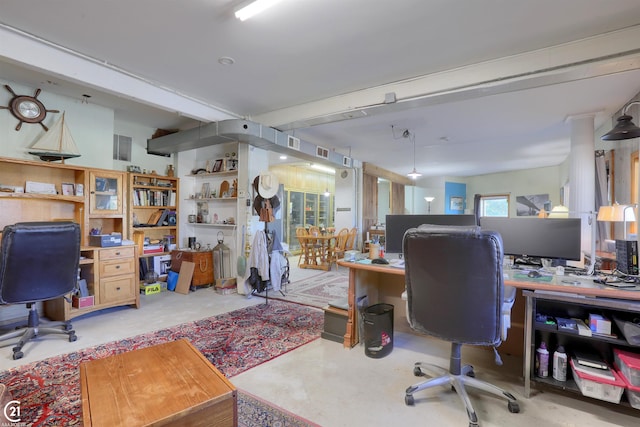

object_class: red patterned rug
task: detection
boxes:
[0,300,323,426]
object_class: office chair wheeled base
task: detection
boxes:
[1,304,77,360]
[405,350,519,427]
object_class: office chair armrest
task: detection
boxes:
[501,286,517,340]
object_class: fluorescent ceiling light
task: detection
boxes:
[235,0,284,21]
[310,164,335,174]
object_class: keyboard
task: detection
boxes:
[389,259,405,268]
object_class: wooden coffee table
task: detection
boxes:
[80,339,237,426]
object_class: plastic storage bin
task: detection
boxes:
[613,348,640,388]
[614,363,640,410]
[570,358,625,403]
[363,303,394,358]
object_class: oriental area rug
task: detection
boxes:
[0,300,323,426]
[257,270,349,308]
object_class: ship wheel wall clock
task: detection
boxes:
[1,84,59,131]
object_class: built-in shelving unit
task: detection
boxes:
[128,172,179,256]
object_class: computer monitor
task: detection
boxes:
[385,214,477,256]
[479,217,582,261]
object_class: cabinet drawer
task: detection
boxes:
[99,258,135,278]
[100,246,135,261]
[100,276,136,304]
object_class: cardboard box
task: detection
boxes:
[140,282,162,295]
[89,233,122,247]
[72,295,95,308]
[589,314,612,335]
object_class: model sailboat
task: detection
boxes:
[28,112,81,162]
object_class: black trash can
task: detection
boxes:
[363,303,394,358]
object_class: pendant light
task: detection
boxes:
[407,132,422,179]
[324,173,330,197]
[601,100,640,141]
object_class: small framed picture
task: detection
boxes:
[226,159,238,171]
[75,184,84,196]
[212,159,224,173]
[62,183,75,196]
[450,196,464,211]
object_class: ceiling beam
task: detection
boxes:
[254,25,640,131]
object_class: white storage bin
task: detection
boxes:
[615,363,640,410]
[570,359,625,403]
[613,348,640,388]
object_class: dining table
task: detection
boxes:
[298,233,336,271]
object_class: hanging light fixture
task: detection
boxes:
[324,172,330,197]
[407,131,422,179]
[601,100,640,141]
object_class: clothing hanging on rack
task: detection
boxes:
[268,229,287,293]
[243,230,270,295]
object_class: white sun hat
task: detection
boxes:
[257,171,279,199]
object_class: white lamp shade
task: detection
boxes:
[548,205,569,218]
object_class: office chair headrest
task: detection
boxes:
[414,224,482,236]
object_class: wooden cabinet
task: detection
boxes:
[89,170,124,216]
[128,172,179,253]
[0,156,87,239]
[170,249,215,288]
[45,246,140,321]
[88,169,127,240]
[0,156,137,321]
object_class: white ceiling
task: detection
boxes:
[1,0,640,178]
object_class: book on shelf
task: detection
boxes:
[570,358,616,381]
[573,349,609,370]
[572,318,592,337]
[555,317,578,334]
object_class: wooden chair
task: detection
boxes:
[307,226,323,262]
[329,228,350,269]
[295,227,311,266]
[346,227,358,251]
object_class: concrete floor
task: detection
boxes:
[2,262,639,426]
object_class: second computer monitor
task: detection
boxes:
[385,214,477,255]
[479,216,582,261]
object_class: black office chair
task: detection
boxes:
[403,225,519,427]
[0,222,81,359]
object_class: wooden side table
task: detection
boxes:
[80,339,237,426]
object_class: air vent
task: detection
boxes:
[287,135,300,150]
[342,156,352,167]
[316,146,329,159]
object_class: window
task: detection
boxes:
[479,194,509,217]
[113,134,132,161]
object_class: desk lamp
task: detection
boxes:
[598,204,636,240]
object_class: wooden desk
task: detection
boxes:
[80,339,237,427]
[337,260,405,348]
[299,234,336,271]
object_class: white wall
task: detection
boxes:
[465,165,563,217]
[0,78,174,174]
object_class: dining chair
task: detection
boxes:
[295,227,310,266]
[328,228,350,269]
[346,227,358,251]
[307,226,322,262]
